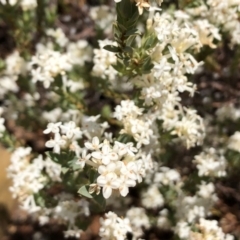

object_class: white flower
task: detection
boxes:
[99,212,132,240]
[197,182,217,200]
[216,104,240,121]
[97,172,120,199]
[84,136,102,150]
[126,207,150,239]
[92,144,118,165]
[60,121,82,139]
[5,50,26,76]
[77,149,91,168]
[21,0,37,11]
[113,141,130,156]
[175,221,191,239]
[47,28,68,47]
[194,148,227,177]
[64,229,82,239]
[7,148,46,207]
[69,141,82,157]
[67,40,92,66]
[118,175,136,197]
[157,209,171,229]
[154,167,180,185]
[122,161,138,181]
[89,6,114,34]
[113,100,143,121]
[228,131,240,153]
[0,76,19,98]
[45,157,62,182]
[92,40,117,81]
[45,133,67,153]
[0,0,17,5]
[30,47,72,88]
[81,115,103,139]
[190,218,234,240]
[141,185,164,209]
[43,122,62,134]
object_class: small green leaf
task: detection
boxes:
[45,151,59,163]
[125,35,137,46]
[104,45,120,53]
[78,186,93,199]
[61,167,69,174]
[101,105,112,119]
[126,10,139,26]
[93,192,106,210]
[116,23,127,32]
[34,193,45,207]
[88,169,99,182]
[125,28,140,37]
[112,61,123,72]
[123,46,133,54]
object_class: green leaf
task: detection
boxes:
[101,105,112,119]
[93,192,106,210]
[78,186,93,199]
[142,34,158,50]
[45,151,60,163]
[126,10,139,26]
[123,46,133,54]
[117,23,127,32]
[117,0,138,20]
[61,167,69,174]
[34,193,45,207]
[125,28,140,37]
[46,151,76,167]
[112,61,124,72]
[125,35,137,46]
[103,45,120,53]
[72,163,82,171]
[141,56,154,72]
[88,169,99,183]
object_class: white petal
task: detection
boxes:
[53,145,60,154]
[102,156,110,165]
[92,151,102,159]
[126,179,136,187]
[110,152,118,160]
[45,140,54,148]
[119,186,128,197]
[103,186,112,199]
[111,179,120,189]
[97,176,107,186]
[92,136,99,145]
[98,165,106,174]
[43,128,51,134]
[84,142,93,150]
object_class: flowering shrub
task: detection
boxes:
[1,0,240,239]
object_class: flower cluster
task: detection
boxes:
[92,40,118,82]
[194,148,227,177]
[1,0,240,239]
[44,118,153,199]
[228,131,240,153]
[0,0,37,10]
[175,182,218,239]
[30,46,72,88]
[7,147,61,211]
[190,218,234,240]
[99,211,132,240]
